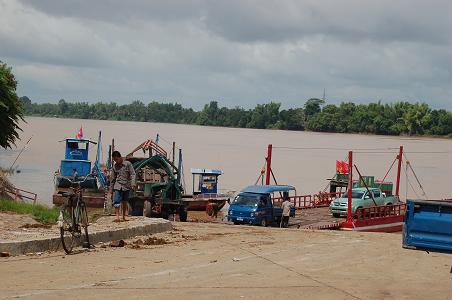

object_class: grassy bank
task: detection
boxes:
[0,199,59,224]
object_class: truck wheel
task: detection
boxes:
[332,213,340,218]
[143,201,152,218]
[233,221,240,225]
[260,218,267,227]
[179,206,188,222]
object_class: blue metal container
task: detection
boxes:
[403,199,452,253]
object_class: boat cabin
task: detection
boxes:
[60,138,96,177]
[190,168,223,195]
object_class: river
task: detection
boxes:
[1,116,451,206]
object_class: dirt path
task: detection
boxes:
[0,222,450,300]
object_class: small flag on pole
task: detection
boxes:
[336,160,350,174]
[76,126,83,139]
[341,161,349,174]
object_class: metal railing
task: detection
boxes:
[3,186,38,204]
[355,203,406,220]
[273,191,342,209]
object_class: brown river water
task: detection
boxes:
[1,116,451,206]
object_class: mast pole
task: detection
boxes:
[265,144,273,185]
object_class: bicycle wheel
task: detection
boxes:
[79,202,90,248]
[59,204,77,254]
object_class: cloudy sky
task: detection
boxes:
[1,0,451,109]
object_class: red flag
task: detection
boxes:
[336,160,342,173]
[341,161,349,174]
[76,126,83,139]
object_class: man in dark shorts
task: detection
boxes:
[111,151,136,222]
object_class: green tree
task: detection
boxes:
[197,101,220,126]
[402,103,431,135]
[0,62,23,148]
[58,99,68,116]
[304,98,325,118]
[247,102,281,129]
[279,108,305,130]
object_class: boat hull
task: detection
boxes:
[53,193,106,208]
[185,199,227,211]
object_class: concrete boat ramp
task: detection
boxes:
[1,222,450,300]
[0,216,172,256]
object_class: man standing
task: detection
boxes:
[111,151,136,222]
[281,193,293,228]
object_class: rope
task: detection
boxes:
[273,146,399,151]
[378,157,397,190]
[254,160,267,185]
[156,134,173,146]
[8,136,33,173]
[272,146,452,154]
[402,163,421,199]
[403,153,428,200]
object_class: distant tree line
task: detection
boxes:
[20,97,452,137]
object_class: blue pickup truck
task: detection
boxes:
[227,185,296,227]
[403,199,452,253]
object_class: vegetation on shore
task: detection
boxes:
[22,97,452,137]
[0,62,23,149]
[0,199,59,224]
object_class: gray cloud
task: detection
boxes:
[1,0,451,110]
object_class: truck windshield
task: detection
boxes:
[232,195,259,206]
[341,191,365,199]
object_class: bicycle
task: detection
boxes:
[57,175,92,254]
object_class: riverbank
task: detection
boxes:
[1,222,450,299]
[0,199,59,224]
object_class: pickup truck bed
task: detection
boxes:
[402,199,452,253]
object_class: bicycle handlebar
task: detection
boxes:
[65,174,95,187]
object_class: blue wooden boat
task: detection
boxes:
[53,132,107,207]
[54,138,98,189]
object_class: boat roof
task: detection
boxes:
[190,168,223,175]
[241,185,296,194]
[63,138,97,144]
[353,187,379,192]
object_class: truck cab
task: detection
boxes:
[227,185,296,227]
